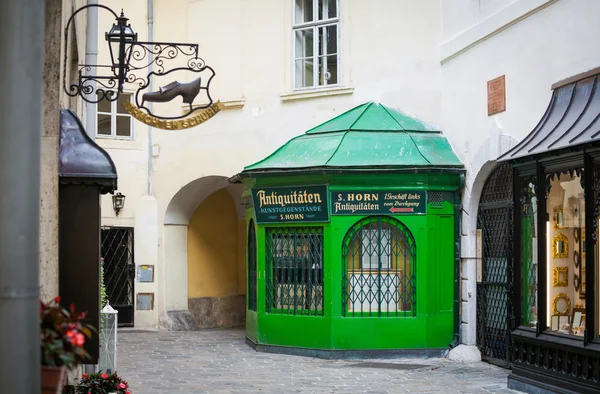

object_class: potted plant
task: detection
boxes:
[40,296,95,394]
[76,371,131,394]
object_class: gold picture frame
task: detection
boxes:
[552,292,571,316]
[552,266,568,287]
[552,232,568,259]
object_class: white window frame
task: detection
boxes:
[96,92,135,140]
[292,0,340,91]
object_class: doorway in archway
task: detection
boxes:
[187,187,246,328]
[476,163,513,367]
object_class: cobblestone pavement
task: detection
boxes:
[117,328,519,394]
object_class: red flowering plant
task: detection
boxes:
[76,371,131,394]
[40,296,96,367]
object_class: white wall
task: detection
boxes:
[441,0,600,346]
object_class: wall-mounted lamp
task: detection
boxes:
[112,192,126,216]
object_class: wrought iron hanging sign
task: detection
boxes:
[63,5,221,130]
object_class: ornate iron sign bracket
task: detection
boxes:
[63,5,218,127]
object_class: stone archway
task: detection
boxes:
[187,187,246,328]
[162,176,245,330]
[450,122,519,362]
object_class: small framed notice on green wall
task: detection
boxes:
[251,185,329,224]
[330,190,427,215]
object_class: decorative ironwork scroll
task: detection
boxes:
[63,5,219,127]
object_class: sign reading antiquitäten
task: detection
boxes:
[331,191,427,215]
[252,185,329,223]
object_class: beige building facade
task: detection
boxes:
[94,0,445,330]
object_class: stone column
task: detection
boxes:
[0,0,44,392]
[39,0,62,302]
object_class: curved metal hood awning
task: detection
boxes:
[59,109,117,194]
[499,68,600,162]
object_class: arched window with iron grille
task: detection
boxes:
[342,216,416,317]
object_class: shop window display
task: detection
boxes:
[545,171,585,337]
[265,227,324,315]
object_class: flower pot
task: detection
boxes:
[41,366,67,394]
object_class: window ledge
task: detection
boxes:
[97,138,143,151]
[280,86,354,102]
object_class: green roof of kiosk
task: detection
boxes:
[240,102,463,176]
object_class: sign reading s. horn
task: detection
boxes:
[122,48,222,130]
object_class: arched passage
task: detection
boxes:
[476,163,513,366]
[163,176,245,330]
[458,128,519,349]
[187,188,246,328]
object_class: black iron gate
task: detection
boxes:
[476,164,513,367]
[101,227,135,327]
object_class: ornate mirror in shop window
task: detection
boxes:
[552,266,568,287]
[552,232,568,259]
[552,292,571,316]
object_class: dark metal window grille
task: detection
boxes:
[265,227,324,315]
[247,220,257,311]
[101,227,135,327]
[342,216,416,317]
[429,191,444,208]
[476,163,513,367]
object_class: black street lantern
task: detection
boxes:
[105,11,137,94]
[112,192,126,216]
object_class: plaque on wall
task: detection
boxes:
[487,75,506,116]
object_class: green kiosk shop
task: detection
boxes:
[231,102,465,357]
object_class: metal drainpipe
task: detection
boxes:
[84,0,98,139]
[0,0,44,392]
[450,174,466,349]
[84,2,98,374]
[147,0,154,196]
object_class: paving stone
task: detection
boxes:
[115,328,521,394]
